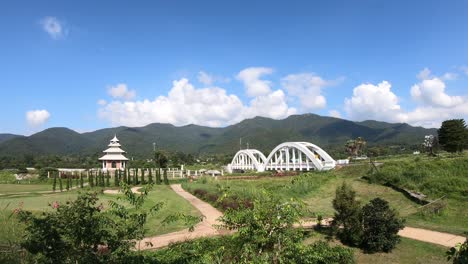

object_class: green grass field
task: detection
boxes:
[303,231,448,264]
[0,183,54,194]
[0,184,201,245]
[183,157,468,235]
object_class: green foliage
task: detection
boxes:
[367,156,468,199]
[16,182,162,263]
[219,190,304,262]
[438,119,468,153]
[447,235,468,264]
[148,168,153,183]
[332,182,363,246]
[155,169,162,185]
[150,236,354,264]
[52,172,57,191]
[289,172,333,195]
[150,190,354,263]
[38,167,57,181]
[80,172,84,188]
[106,171,110,187]
[154,151,168,169]
[0,170,16,183]
[163,169,169,185]
[361,198,405,253]
[58,176,63,192]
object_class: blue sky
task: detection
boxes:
[1,0,467,135]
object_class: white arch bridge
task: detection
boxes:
[229,142,336,172]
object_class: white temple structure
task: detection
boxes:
[98,135,129,170]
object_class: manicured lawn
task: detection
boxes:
[303,231,448,264]
[102,185,201,236]
[0,184,201,244]
[0,183,54,195]
[354,238,448,264]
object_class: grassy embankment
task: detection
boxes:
[182,153,468,235]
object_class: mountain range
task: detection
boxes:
[0,114,437,158]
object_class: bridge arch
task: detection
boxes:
[264,142,336,171]
[230,149,267,172]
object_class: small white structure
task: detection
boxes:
[98,135,129,170]
[336,159,350,165]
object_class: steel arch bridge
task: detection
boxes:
[228,142,336,172]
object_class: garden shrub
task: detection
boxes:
[361,198,405,253]
[332,182,363,246]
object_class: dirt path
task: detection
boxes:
[137,184,224,250]
[399,227,465,247]
[102,186,141,195]
[106,184,465,250]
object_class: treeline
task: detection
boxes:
[0,151,231,171]
[50,168,171,192]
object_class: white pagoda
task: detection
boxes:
[99,135,129,170]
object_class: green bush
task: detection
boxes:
[361,198,405,253]
[332,182,363,246]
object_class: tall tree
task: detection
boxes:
[438,119,467,153]
[332,182,363,246]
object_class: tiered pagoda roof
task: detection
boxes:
[98,135,129,161]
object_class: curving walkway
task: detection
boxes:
[137,184,224,250]
[106,184,465,250]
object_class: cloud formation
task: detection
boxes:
[108,84,136,100]
[99,78,296,127]
[410,78,463,107]
[344,69,468,127]
[236,67,274,97]
[281,73,329,110]
[26,110,50,126]
[40,17,66,39]
[344,81,404,123]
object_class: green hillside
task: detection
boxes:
[0,114,437,158]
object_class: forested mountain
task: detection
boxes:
[0,114,437,158]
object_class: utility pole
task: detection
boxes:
[247,142,249,149]
[239,138,242,150]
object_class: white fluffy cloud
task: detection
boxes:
[40,17,66,39]
[344,81,404,122]
[26,110,50,126]
[344,69,468,127]
[99,78,296,127]
[97,99,107,106]
[108,84,136,100]
[410,78,463,107]
[236,67,274,97]
[246,90,297,119]
[281,73,329,110]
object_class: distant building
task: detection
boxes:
[98,135,129,170]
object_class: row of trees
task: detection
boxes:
[51,167,171,192]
